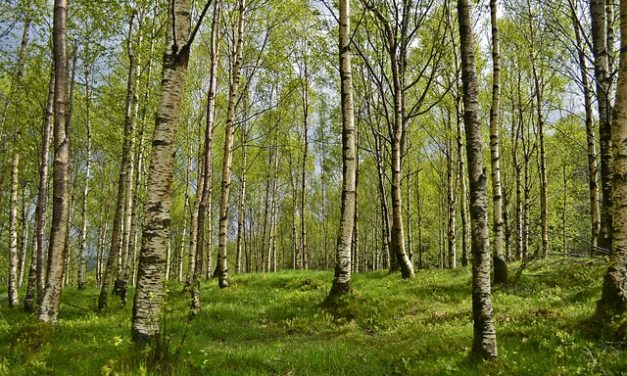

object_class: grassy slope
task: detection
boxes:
[0,257,625,375]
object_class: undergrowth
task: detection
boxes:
[0,256,625,375]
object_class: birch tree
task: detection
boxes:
[457,0,498,358]
[39,0,71,323]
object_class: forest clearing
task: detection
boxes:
[1,0,627,374]
[1,258,625,375]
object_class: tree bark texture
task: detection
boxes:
[39,0,70,323]
[99,13,139,311]
[329,0,356,297]
[132,0,193,342]
[597,0,627,318]
[490,0,507,283]
[591,0,614,252]
[216,0,245,289]
[192,0,220,313]
[457,0,498,359]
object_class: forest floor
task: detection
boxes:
[0,256,625,375]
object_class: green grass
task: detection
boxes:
[0,257,625,375]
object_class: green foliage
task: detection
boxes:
[1,257,625,375]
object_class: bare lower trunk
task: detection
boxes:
[591,0,613,252]
[417,170,423,269]
[266,145,278,272]
[300,57,309,271]
[8,151,20,307]
[27,42,53,314]
[39,0,70,323]
[329,0,356,297]
[182,152,192,285]
[456,100,469,267]
[132,0,193,342]
[353,136,360,273]
[490,0,507,283]
[571,2,601,254]
[596,0,627,317]
[458,0,497,358]
[235,140,246,274]
[18,187,29,288]
[99,13,139,311]
[78,59,93,290]
[216,0,245,289]
[192,0,220,313]
[446,112,457,270]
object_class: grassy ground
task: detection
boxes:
[0,257,625,375]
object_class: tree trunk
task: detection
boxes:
[99,13,139,311]
[390,67,414,279]
[131,0,193,342]
[417,169,423,269]
[268,146,280,273]
[591,0,614,252]
[267,145,278,272]
[457,0,497,359]
[353,131,360,273]
[329,0,356,297]
[187,149,203,281]
[192,0,220,313]
[490,0,507,283]
[181,152,192,284]
[96,217,107,288]
[456,98,469,267]
[131,23,157,287]
[596,0,627,318]
[374,132,392,269]
[512,99,523,261]
[77,59,93,290]
[300,55,309,271]
[527,1,549,259]
[26,27,50,314]
[117,16,143,302]
[571,1,601,254]
[8,151,20,307]
[562,164,568,254]
[216,0,245,289]
[39,0,70,323]
[236,134,247,274]
[18,187,29,288]
[447,112,457,269]
[60,46,78,290]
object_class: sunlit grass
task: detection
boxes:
[0,257,625,375]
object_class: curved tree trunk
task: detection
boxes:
[457,0,497,359]
[132,0,194,342]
